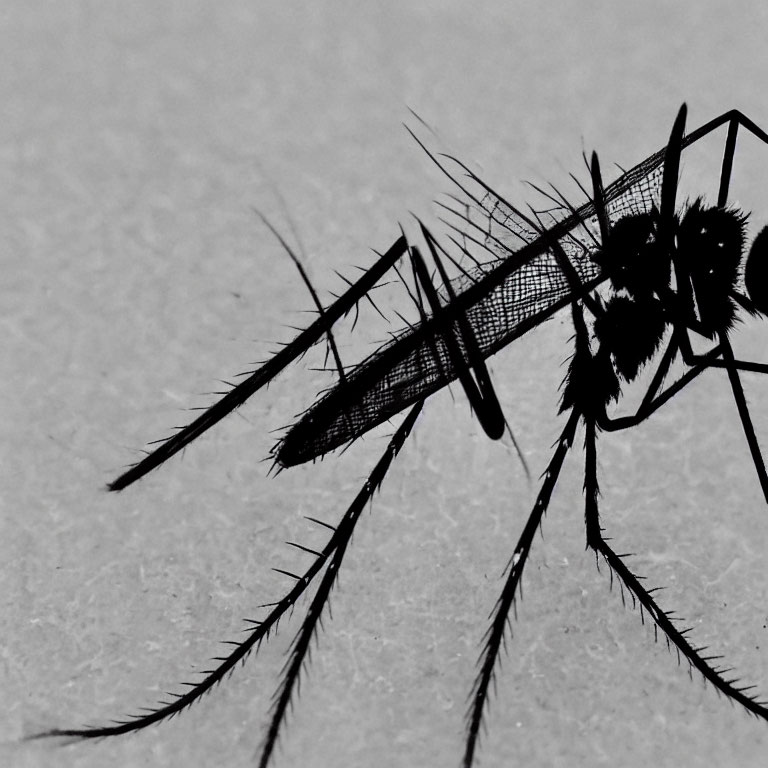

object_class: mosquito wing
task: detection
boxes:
[480,159,665,261]
[276,146,667,468]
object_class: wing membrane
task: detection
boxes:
[276,143,668,467]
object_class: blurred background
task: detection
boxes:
[3,2,768,766]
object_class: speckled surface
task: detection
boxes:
[3,2,768,767]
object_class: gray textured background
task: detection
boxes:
[3,2,768,767]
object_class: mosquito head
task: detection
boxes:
[676,199,746,336]
[601,211,669,296]
[745,224,768,316]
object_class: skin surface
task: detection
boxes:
[3,3,768,767]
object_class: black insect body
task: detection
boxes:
[592,211,668,381]
[677,201,747,335]
[568,199,748,420]
[32,106,768,767]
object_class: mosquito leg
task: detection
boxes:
[463,407,580,768]
[582,416,768,721]
[590,152,610,245]
[600,336,768,509]
[660,105,687,254]
[687,355,768,376]
[717,117,739,206]
[412,225,531,477]
[30,402,423,749]
[598,330,768,434]
[678,108,768,207]
[674,325,768,375]
[409,230,506,439]
[636,334,679,411]
[654,289,768,374]
[647,327,768,503]
[256,400,423,767]
[108,236,408,491]
[598,332,682,429]
[718,333,768,504]
[255,212,347,385]
[597,351,712,432]
[679,109,768,169]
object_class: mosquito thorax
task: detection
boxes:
[583,212,669,385]
[593,294,666,382]
[745,224,768,316]
[601,212,669,297]
[675,200,746,336]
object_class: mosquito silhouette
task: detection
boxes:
[32,105,768,767]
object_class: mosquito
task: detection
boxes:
[32,105,768,767]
